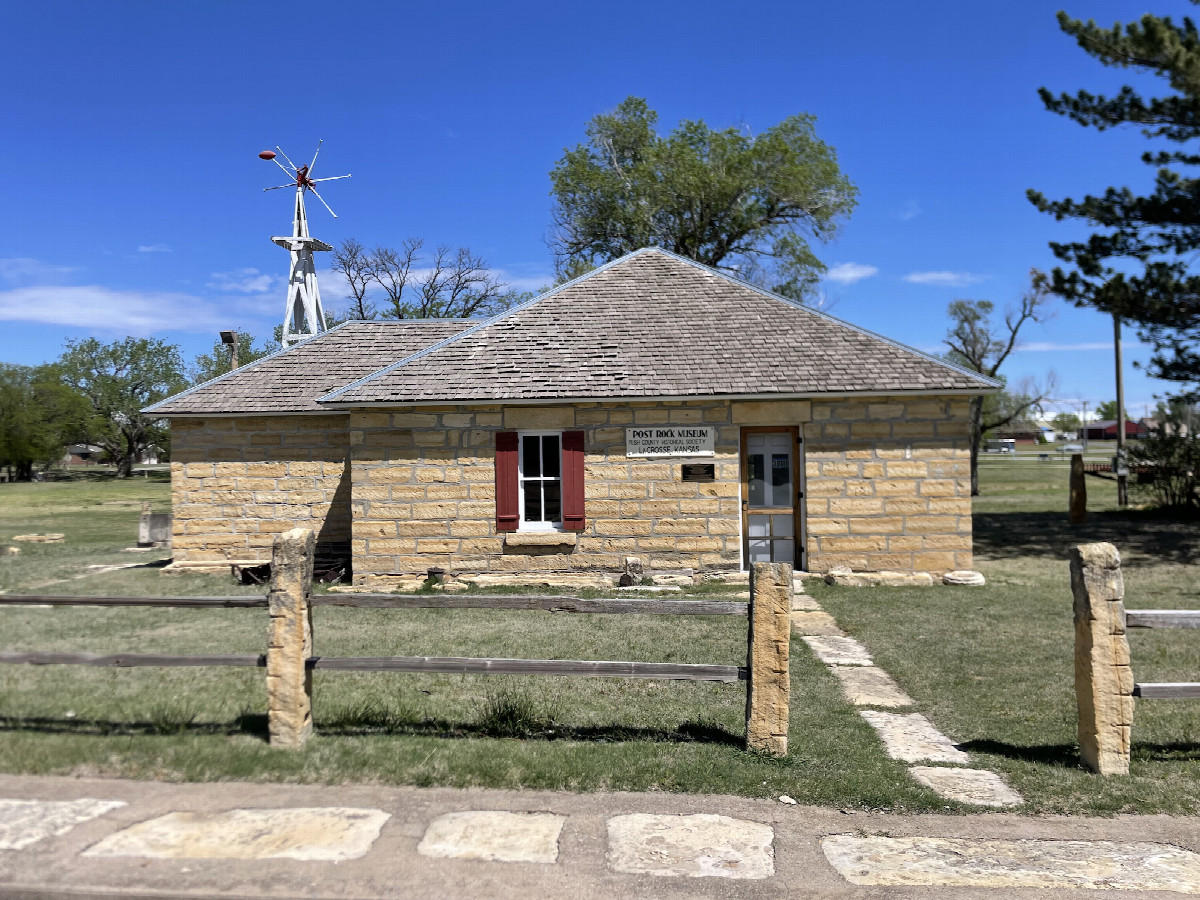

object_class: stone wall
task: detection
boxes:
[803,398,972,573]
[169,415,351,562]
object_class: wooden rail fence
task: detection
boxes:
[0,528,792,755]
[1071,541,1200,775]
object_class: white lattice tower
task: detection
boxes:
[272,186,331,347]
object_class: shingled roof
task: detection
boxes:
[146,320,473,415]
[318,249,997,406]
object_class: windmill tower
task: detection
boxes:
[259,142,350,347]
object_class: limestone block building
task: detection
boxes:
[147,249,997,586]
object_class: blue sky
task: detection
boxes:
[1,0,1193,420]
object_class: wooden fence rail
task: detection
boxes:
[0,528,790,756]
[1072,541,1200,775]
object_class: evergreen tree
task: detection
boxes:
[1028,7,1200,398]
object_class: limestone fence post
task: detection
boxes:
[267,527,316,749]
[1071,542,1132,775]
[746,561,792,756]
[1069,453,1087,524]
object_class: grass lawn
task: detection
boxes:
[0,463,1197,814]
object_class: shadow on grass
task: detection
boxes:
[974,510,1200,566]
[961,737,1200,765]
[0,713,743,748]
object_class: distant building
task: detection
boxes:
[63,444,105,466]
[1083,419,1149,441]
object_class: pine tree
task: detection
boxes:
[1027,7,1200,398]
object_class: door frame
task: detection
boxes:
[739,426,806,571]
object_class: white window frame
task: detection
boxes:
[517,430,564,531]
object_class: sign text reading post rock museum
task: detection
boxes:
[625,426,715,458]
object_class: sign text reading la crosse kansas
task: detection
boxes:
[625,426,715,458]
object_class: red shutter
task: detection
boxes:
[495,431,519,532]
[562,429,586,532]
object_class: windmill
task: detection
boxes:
[259,142,350,347]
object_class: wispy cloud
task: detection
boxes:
[897,201,922,221]
[136,244,172,253]
[1016,341,1113,352]
[826,263,878,285]
[0,257,79,285]
[903,270,986,287]
[0,286,228,333]
[207,268,275,293]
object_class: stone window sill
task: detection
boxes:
[505,532,578,549]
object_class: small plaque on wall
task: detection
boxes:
[681,464,716,482]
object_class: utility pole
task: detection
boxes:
[1081,400,1090,451]
[1113,314,1128,506]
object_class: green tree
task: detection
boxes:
[549,97,858,300]
[1051,411,1081,435]
[1095,399,1131,421]
[49,337,186,478]
[189,331,275,385]
[1154,396,1199,433]
[1027,8,1200,398]
[944,273,1056,495]
[0,364,88,480]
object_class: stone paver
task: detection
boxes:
[821,835,1200,892]
[82,807,390,861]
[908,767,1022,807]
[606,813,774,879]
[0,799,126,850]
[789,610,844,636]
[829,665,913,707]
[417,811,564,864]
[790,595,820,611]
[802,635,873,666]
[858,711,969,764]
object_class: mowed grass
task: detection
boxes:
[0,475,935,808]
[1,462,1198,813]
[818,456,1200,815]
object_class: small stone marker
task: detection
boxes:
[1071,542,1132,775]
[12,533,64,543]
[618,555,644,587]
[830,666,913,707]
[1069,453,1087,524]
[821,835,1200,892]
[83,807,390,861]
[858,711,968,764]
[942,570,985,586]
[745,561,791,756]
[417,811,565,864]
[607,813,774,879]
[908,766,1022,807]
[802,635,873,667]
[0,799,126,850]
[789,610,843,636]
[267,528,315,749]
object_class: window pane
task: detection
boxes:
[748,514,769,537]
[748,453,765,506]
[773,540,795,564]
[522,480,542,522]
[543,481,561,522]
[772,514,794,537]
[522,435,541,478]
[771,453,792,506]
[542,435,561,478]
[748,540,771,563]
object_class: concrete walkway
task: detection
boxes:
[2,774,1200,899]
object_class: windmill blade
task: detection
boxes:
[308,139,324,175]
[275,146,300,171]
[271,157,295,179]
[263,183,299,191]
[310,174,351,183]
[307,185,338,218]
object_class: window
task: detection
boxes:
[518,432,562,530]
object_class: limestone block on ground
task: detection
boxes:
[1070,542,1132,775]
[908,766,1022,807]
[417,811,564,864]
[825,569,934,587]
[790,610,844,636]
[618,555,644,587]
[464,573,614,589]
[821,835,1200,892]
[0,799,126,850]
[267,528,315,749]
[83,808,390,861]
[4,546,18,556]
[858,710,969,763]
[653,573,695,587]
[830,665,913,707]
[746,561,791,756]
[802,635,873,667]
[607,814,774,879]
[790,595,820,611]
[943,570,986,586]
[12,533,64,543]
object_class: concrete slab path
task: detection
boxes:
[2,774,1200,899]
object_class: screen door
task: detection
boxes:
[742,429,802,568]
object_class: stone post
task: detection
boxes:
[1069,453,1087,524]
[1071,542,1132,775]
[267,528,315,749]
[746,561,792,756]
